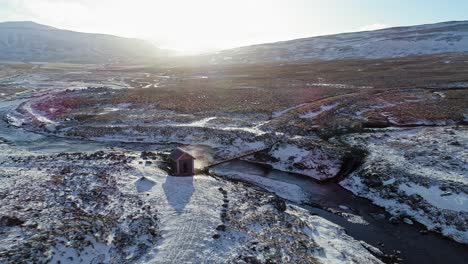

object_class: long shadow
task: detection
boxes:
[162,175,195,214]
[135,177,157,193]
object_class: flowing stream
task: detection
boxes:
[210,160,468,263]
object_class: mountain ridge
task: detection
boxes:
[0,21,56,30]
[1,20,468,64]
[208,20,468,64]
[0,21,161,63]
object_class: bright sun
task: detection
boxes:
[109,0,288,53]
[21,0,314,54]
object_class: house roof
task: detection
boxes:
[169,147,196,161]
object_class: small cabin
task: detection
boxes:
[169,147,196,176]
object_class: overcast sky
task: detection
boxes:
[1,0,467,53]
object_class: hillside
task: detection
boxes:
[208,21,468,64]
[0,21,161,63]
[2,20,468,65]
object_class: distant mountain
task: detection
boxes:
[208,21,468,64]
[0,21,162,63]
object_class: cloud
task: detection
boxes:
[359,23,389,31]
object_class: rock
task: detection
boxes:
[403,218,414,225]
[212,234,220,239]
[271,196,287,212]
[359,240,384,257]
[292,162,307,170]
[216,225,226,231]
[60,167,72,174]
[0,216,25,227]
[338,205,349,210]
[382,253,400,263]
[218,187,227,195]
[243,256,261,263]
[389,216,399,224]
[369,213,386,220]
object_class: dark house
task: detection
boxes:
[169,147,196,176]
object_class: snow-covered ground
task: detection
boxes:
[300,102,340,119]
[1,59,467,263]
[5,84,274,163]
[0,149,160,263]
[0,83,384,263]
[288,205,381,264]
[0,139,383,263]
[272,103,309,118]
[135,163,380,263]
[3,85,349,182]
[244,138,344,181]
[339,126,468,243]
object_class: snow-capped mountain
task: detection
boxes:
[0,21,161,63]
[210,21,468,64]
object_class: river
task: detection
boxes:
[210,161,468,264]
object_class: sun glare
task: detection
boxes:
[116,0,286,53]
[20,0,315,54]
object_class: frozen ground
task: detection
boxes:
[0,139,382,263]
[6,86,275,165]
[1,61,467,263]
[129,164,382,263]
[0,82,383,263]
[339,126,468,243]
[244,138,344,181]
[0,148,159,263]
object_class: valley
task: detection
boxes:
[0,53,467,263]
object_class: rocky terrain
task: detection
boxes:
[0,149,160,263]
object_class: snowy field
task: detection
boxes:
[129,165,381,263]
[0,140,382,263]
[243,138,344,181]
[1,59,467,263]
[340,127,468,243]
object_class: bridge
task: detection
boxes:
[206,142,278,168]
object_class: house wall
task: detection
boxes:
[174,158,194,176]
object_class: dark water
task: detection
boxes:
[212,160,468,264]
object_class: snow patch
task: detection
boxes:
[399,183,468,212]
[300,102,340,119]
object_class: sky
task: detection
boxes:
[0,0,467,54]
